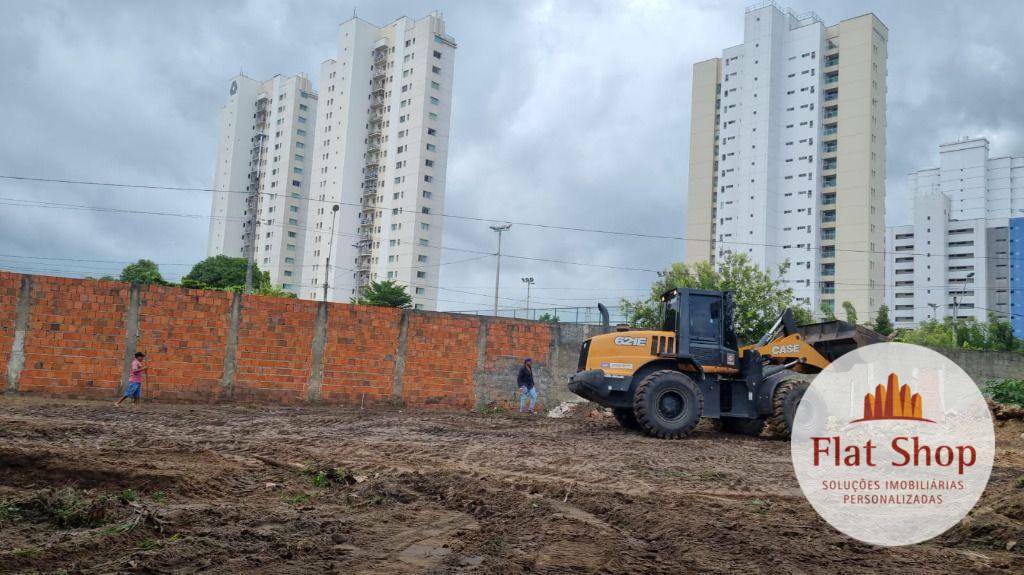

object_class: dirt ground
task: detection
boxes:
[0,398,1021,574]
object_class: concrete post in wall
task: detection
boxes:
[391,310,410,403]
[118,284,142,396]
[5,275,32,395]
[219,292,243,401]
[472,316,491,407]
[306,301,329,403]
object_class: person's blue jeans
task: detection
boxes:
[519,386,537,412]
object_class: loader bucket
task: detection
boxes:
[798,320,887,363]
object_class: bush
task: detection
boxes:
[984,378,1024,406]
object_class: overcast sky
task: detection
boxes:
[2,0,1022,314]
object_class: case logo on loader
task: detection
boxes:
[770,343,801,355]
[614,336,647,347]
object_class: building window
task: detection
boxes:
[299,104,308,111]
[430,96,440,105]
[285,257,295,264]
[297,129,306,136]
[431,81,440,90]
[417,271,426,278]
[415,287,425,294]
[422,190,432,198]
[298,116,307,123]
[427,128,436,135]
[433,50,441,59]
[426,143,436,151]
[421,222,430,230]
[424,175,433,182]
[425,159,434,167]
[418,255,428,262]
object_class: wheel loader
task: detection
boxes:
[567,288,885,439]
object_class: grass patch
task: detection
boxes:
[120,489,137,503]
[0,500,21,524]
[151,491,166,503]
[11,546,41,557]
[33,488,116,528]
[984,378,1024,406]
[697,470,729,482]
[1016,476,1024,489]
[748,498,772,514]
[136,538,157,551]
[285,493,310,505]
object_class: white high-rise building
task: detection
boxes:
[885,138,1024,328]
[207,74,318,294]
[685,3,887,320]
[301,13,456,309]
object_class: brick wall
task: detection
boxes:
[1,272,592,409]
[138,286,231,403]
[18,276,128,399]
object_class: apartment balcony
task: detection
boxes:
[820,283,835,294]
[823,107,838,119]
[824,54,839,67]
[822,176,837,189]
[824,73,839,85]
[822,124,838,137]
[821,210,837,224]
[822,142,838,154]
[824,90,839,102]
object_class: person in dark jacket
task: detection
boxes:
[517,358,537,413]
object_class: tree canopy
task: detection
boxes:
[119,259,166,285]
[353,280,412,308]
[537,312,560,323]
[872,304,894,336]
[182,255,269,291]
[896,314,1019,351]
[619,253,813,344]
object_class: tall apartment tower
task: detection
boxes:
[301,13,456,309]
[886,137,1024,331]
[207,74,318,294]
[685,3,887,319]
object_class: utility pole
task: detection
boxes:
[521,276,534,319]
[322,204,340,302]
[243,189,259,294]
[490,224,512,316]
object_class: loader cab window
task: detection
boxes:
[689,295,721,342]
[661,296,680,333]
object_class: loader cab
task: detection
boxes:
[661,288,739,368]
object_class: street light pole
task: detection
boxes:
[521,276,534,319]
[243,190,259,294]
[490,224,512,316]
[323,204,340,302]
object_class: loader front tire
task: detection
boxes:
[765,376,813,439]
[612,408,641,431]
[633,370,703,439]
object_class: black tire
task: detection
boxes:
[612,408,641,431]
[720,416,766,437]
[633,370,703,439]
[765,375,814,439]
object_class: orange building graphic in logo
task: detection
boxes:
[853,373,934,423]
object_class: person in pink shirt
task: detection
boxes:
[115,352,147,407]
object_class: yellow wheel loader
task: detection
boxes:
[568,288,884,439]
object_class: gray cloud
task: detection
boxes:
[1,0,1022,312]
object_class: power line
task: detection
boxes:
[6,173,1024,266]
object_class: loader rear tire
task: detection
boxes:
[633,370,703,439]
[765,376,813,439]
[721,417,766,437]
[612,408,641,431]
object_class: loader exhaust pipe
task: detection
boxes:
[597,303,610,334]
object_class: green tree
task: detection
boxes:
[119,259,166,285]
[537,312,560,323]
[182,255,269,291]
[841,301,858,324]
[896,315,1021,351]
[873,304,894,336]
[820,300,836,321]
[619,253,812,344]
[354,280,412,308]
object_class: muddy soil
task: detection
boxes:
[0,397,1021,574]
